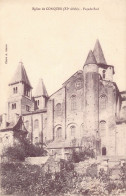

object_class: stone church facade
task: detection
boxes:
[0,40,126,157]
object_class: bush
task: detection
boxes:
[3,145,26,161]
[4,139,47,161]
[71,147,95,163]
[1,162,74,196]
[120,163,126,188]
[1,162,126,196]
[60,159,74,172]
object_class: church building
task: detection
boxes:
[0,40,126,158]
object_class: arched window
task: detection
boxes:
[56,127,62,139]
[102,70,106,79]
[55,103,62,116]
[15,87,18,93]
[102,147,106,155]
[35,137,39,144]
[13,87,18,94]
[25,120,29,130]
[71,95,76,110]
[12,103,16,110]
[34,119,39,129]
[100,94,107,109]
[24,86,30,97]
[99,120,106,137]
[70,125,76,137]
[13,88,15,94]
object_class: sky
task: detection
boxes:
[0,0,126,113]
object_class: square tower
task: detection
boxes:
[8,62,34,122]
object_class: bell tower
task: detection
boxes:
[8,62,34,122]
[34,78,48,110]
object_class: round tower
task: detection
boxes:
[83,50,99,139]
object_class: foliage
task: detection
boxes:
[3,138,47,161]
[120,163,126,188]
[60,159,74,172]
[1,162,126,196]
[71,147,95,163]
[1,162,74,196]
[3,145,26,161]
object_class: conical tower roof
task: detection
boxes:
[9,62,32,88]
[93,39,107,65]
[84,50,97,66]
[34,78,48,97]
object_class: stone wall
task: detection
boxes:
[0,131,14,155]
[23,112,47,144]
[65,71,84,139]
[116,123,126,156]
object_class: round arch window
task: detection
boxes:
[102,147,107,156]
[55,103,62,116]
[70,125,76,137]
[56,127,62,139]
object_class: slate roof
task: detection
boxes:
[84,50,97,66]
[93,39,107,65]
[34,78,48,97]
[0,116,28,134]
[9,62,32,88]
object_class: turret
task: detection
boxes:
[93,39,114,81]
[83,50,99,139]
[34,78,48,110]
